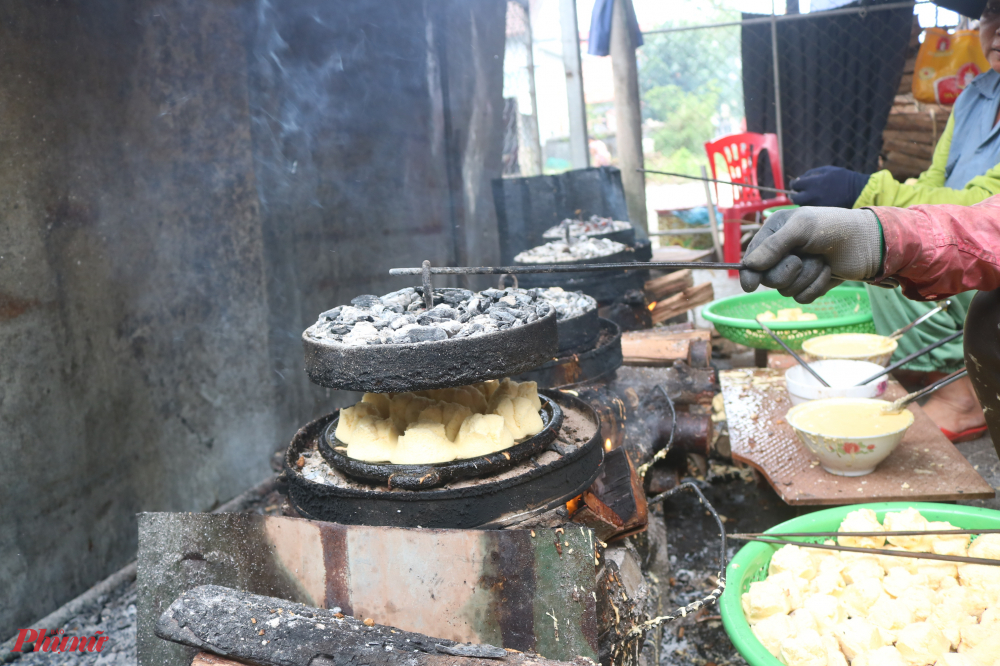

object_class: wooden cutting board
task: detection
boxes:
[720,368,995,505]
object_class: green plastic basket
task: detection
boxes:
[720,502,1000,666]
[762,205,799,218]
[701,285,875,351]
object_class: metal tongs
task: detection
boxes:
[882,367,968,414]
[854,329,963,386]
[887,299,951,340]
[756,317,831,387]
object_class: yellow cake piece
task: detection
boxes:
[839,508,887,549]
[492,396,545,440]
[455,414,515,458]
[337,404,400,463]
[361,392,392,419]
[391,422,456,465]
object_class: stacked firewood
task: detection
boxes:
[881,18,952,180]
[642,269,714,325]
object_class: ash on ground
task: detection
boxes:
[656,463,799,666]
[542,216,632,239]
[534,287,597,320]
[513,238,627,264]
[304,287,550,346]
[15,579,136,666]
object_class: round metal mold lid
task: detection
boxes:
[514,267,646,301]
[556,306,600,355]
[278,389,604,529]
[318,394,564,490]
[303,307,558,392]
[514,317,622,389]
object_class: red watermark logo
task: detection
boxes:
[10,629,110,654]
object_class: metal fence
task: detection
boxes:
[639,1,960,185]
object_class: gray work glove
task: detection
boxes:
[740,207,883,303]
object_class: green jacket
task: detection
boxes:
[853,114,1000,207]
[854,113,985,374]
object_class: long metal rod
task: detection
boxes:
[886,367,968,413]
[889,299,951,339]
[700,165,725,262]
[640,168,794,195]
[855,329,964,387]
[640,0,918,35]
[390,261,743,276]
[649,224,760,237]
[770,6,785,178]
[757,318,830,387]
[734,529,1000,538]
[730,535,1000,566]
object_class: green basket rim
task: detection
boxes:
[719,501,1000,666]
[701,285,871,331]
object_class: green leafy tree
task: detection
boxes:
[645,84,720,155]
[639,0,745,175]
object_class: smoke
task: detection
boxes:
[250,0,354,209]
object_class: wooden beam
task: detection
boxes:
[883,151,932,173]
[882,139,935,161]
[621,329,711,367]
[885,112,949,132]
[159,585,586,666]
[650,282,714,324]
[883,129,937,145]
[643,269,694,302]
[610,0,647,232]
[559,0,589,170]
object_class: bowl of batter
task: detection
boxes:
[786,398,914,476]
[801,333,897,366]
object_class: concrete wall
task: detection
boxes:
[0,0,505,639]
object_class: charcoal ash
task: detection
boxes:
[542,215,632,239]
[513,237,627,264]
[532,287,597,320]
[15,579,137,666]
[304,287,551,346]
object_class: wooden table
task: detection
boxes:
[720,368,995,505]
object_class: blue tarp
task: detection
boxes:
[587,0,643,57]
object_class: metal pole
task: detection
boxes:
[523,1,544,176]
[560,0,590,169]
[770,5,785,178]
[700,165,724,263]
[640,1,917,34]
[611,0,648,232]
[390,260,744,276]
[648,224,760,236]
[638,168,794,195]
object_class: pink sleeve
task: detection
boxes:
[867,194,1000,301]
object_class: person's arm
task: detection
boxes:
[738,196,1000,303]
[851,116,1000,208]
[869,194,1000,300]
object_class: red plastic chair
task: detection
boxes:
[704,133,792,276]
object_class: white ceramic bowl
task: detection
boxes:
[786,398,914,476]
[801,333,897,367]
[785,359,889,406]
